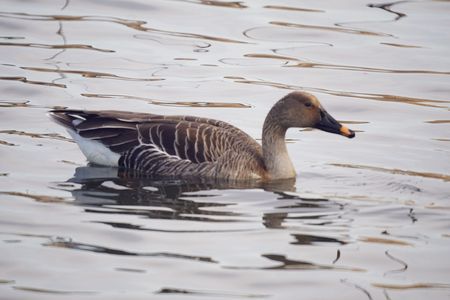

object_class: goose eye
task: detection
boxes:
[305,102,312,108]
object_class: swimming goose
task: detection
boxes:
[49,91,355,180]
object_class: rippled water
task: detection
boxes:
[1,0,449,299]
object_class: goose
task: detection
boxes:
[49,91,355,181]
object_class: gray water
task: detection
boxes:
[0,0,449,299]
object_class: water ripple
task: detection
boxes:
[331,163,450,182]
[156,287,269,298]
[226,254,365,271]
[368,1,409,21]
[0,191,69,203]
[81,93,251,108]
[270,21,393,37]
[384,250,408,276]
[372,282,450,290]
[229,77,450,108]
[0,41,113,52]
[21,66,164,82]
[44,238,217,263]
[263,5,324,13]
[0,100,30,108]
[12,286,95,295]
[286,60,450,75]
[0,130,73,142]
[244,53,450,75]
[172,0,247,9]
[0,12,249,44]
[0,76,66,88]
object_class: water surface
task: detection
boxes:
[0,0,449,299]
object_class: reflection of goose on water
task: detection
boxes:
[64,165,297,225]
[50,91,354,180]
[64,166,344,233]
[67,165,297,204]
[50,166,349,266]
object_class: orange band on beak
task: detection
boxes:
[340,125,355,138]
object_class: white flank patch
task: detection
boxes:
[67,129,120,167]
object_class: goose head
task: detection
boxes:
[270,91,355,138]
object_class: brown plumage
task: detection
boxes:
[49,91,355,181]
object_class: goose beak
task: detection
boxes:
[315,109,355,139]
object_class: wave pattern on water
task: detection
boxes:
[1,0,450,299]
[0,41,114,52]
[81,93,251,108]
[243,53,450,75]
[229,77,450,108]
[269,21,393,37]
[0,76,66,88]
[44,237,217,263]
[21,66,164,81]
[0,12,249,44]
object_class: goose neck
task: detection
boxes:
[262,115,296,179]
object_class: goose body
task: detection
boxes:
[50,92,355,181]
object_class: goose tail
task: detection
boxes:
[48,109,89,129]
[48,109,120,167]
